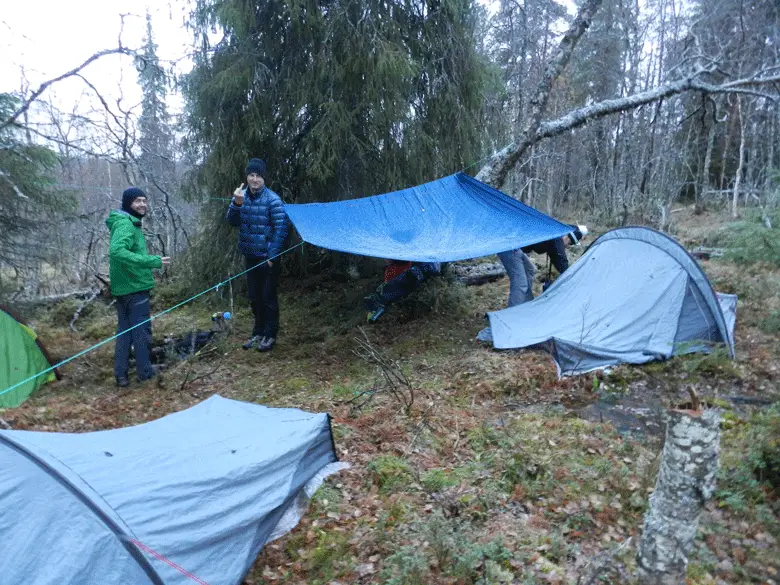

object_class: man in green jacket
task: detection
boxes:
[106,187,170,387]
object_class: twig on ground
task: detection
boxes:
[687,387,701,411]
[179,361,223,392]
[577,537,633,585]
[352,327,415,413]
[403,402,437,456]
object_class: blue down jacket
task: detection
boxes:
[226,186,289,259]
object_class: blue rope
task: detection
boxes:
[0,242,305,400]
[4,143,514,402]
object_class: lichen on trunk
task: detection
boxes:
[636,409,721,585]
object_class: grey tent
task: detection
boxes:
[486,226,737,376]
[0,395,344,585]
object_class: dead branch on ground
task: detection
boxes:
[352,327,415,414]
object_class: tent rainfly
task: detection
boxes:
[0,306,58,408]
[0,395,344,585]
[485,227,737,376]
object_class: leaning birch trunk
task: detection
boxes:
[698,113,717,214]
[732,97,746,219]
[636,409,721,585]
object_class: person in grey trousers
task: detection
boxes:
[498,249,536,307]
[498,224,588,307]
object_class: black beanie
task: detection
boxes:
[122,187,146,218]
[245,158,266,179]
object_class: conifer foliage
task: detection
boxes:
[184,0,496,203]
[0,94,65,276]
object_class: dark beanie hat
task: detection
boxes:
[245,158,266,179]
[122,187,146,213]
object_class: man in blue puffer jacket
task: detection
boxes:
[226,158,289,352]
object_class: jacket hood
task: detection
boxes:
[106,209,141,230]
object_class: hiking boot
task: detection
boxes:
[366,306,385,322]
[138,367,162,384]
[363,293,382,311]
[116,376,129,388]
[242,335,263,350]
[257,337,276,352]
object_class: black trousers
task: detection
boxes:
[245,256,281,338]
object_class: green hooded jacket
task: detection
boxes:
[106,210,162,296]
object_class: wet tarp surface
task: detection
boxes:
[0,395,339,585]
[487,227,736,375]
[286,172,573,261]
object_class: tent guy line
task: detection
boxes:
[131,540,212,585]
[0,242,305,400]
[1,172,577,400]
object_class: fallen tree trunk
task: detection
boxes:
[636,409,721,585]
[688,247,725,260]
[453,262,506,285]
[70,288,103,331]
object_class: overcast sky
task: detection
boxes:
[0,0,195,116]
[0,0,507,123]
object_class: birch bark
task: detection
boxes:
[637,410,721,585]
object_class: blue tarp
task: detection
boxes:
[286,172,573,261]
[0,395,341,585]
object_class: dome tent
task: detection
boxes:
[486,226,737,376]
[0,305,58,408]
[0,395,343,585]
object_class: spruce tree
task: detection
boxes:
[0,93,66,284]
[137,12,176,254]
[182,0,496,280]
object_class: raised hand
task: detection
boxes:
[233,183,245,205]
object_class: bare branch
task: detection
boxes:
[0,47,134,132]
[477,70,780,186]
[476,0,604,188]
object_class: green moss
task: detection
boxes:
[367,454,413,493]
[421,468,460,492]
[307,530,351,584]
